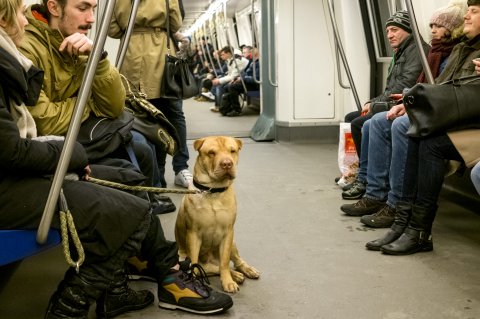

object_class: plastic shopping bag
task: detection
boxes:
[337,122,359,187]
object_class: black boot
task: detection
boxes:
[96,269,154,318]
[45,269,103,319]
[366,201,411,251]
[381,204,436,255]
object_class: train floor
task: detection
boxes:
[1,98,480,319]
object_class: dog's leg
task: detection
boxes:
[219,229,239,293]
[186,230,202,265]
[231,242,260,279]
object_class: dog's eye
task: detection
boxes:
[230,149,236,154]
[208,150,215,156]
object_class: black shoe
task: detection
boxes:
[360,204,396,228]
[342,180,366,200]
[381,228,433,255]
[226,110,241,117]
[96,282,154,318]
[151,194,176,214]
[340,197,385,217]
[158,263,233,314]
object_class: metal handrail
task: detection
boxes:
[202,24,218,77]
[266,0,277,87]
[326,0,361,111]
[37,0,118,244]
[251,0,261,84]
[207,18,224,72]
[115,0,140,69]
[405,0,434,84]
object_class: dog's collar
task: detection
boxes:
[193,180,229,193]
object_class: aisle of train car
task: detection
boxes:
[1,98,479,318]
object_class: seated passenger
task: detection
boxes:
[0,1,233,317]
[341,0,467,228]
[206,46,249,113]
[341,10,429,197]
[220,48,260,117]
[21,0,174,212]
[369,0,480,255]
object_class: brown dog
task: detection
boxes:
[175,136,260,293]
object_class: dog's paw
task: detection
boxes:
[231,269,245,284]
[222,280,240,293]
[237,264,260,279]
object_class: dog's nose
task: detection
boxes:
[221,159,233,170]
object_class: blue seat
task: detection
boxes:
[0,229,61,266]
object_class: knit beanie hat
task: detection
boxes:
[468,0,480,6]
[385,11,412,33]
[430,0,467,34]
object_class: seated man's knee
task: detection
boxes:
[345,110,361,123]
[391,115,410,136]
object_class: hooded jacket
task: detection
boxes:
[19,6,126,136]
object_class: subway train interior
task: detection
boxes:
[1,0,480,318]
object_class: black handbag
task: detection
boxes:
[404,75,480,137]
[160,0,198,100]
[121,75,179,156]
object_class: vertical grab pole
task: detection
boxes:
[266,0,278,87]
[251,0,261,84]
[116,0,141,69]
[326,0,362,111]
[405,0,434,84]
[37,0,118,244]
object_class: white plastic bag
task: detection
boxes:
[337,122,359,186]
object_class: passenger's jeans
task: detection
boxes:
[357,119,369,184]
[149,98,190,185]
[471,162,480,195]
[403,133,463,210]
[364,113,410,207]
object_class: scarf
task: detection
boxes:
[417,37,459,84]
[0,29,37,138]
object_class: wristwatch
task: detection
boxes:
[100,50,108,61]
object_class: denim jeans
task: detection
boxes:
[131,130,164,187]
[364,113,410,207]
[471,162,480,195]
[149,98,190,183]
[404,133,463,210]
[357,119,370,184]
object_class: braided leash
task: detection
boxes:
[87,176,200,194]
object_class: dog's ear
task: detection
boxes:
[194,138,206,151]
[235,138,243,150]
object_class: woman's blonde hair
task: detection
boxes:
[0,0,23,38]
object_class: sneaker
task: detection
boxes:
[335,176,341,183]
[340,197,385,217]
[210,106,220,112]
[201,91,216,101]
[158,263,233,315]
[360,204,396,228]
[342,180,366,200]
[175,169,193,188]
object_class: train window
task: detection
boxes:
[366,0,406,61]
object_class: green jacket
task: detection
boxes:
[20,6,126,136]
[108,0,182,99]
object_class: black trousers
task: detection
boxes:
[344,111,373,157]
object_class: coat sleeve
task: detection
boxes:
[0,105,88,175]
[89,59,126,119]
